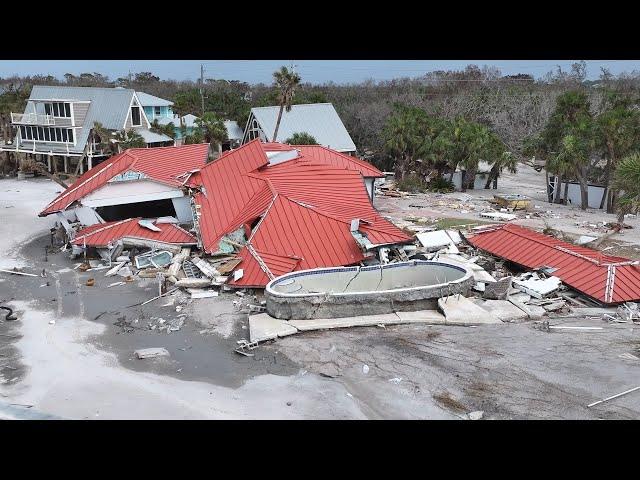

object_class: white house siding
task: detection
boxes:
[80,180,184,208]
[555,182,606,209]
[171,197,194,223]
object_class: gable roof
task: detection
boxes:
[25,86,138,154]
[248,103,357,153]
[157,114,198,128]
[136,91,173,107]
[39,143,209,216]
[72,218,196,247]
[224,120,244,141]
[194,140,409,287]
[468,223,640,304]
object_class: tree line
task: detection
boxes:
[2,62,640,221]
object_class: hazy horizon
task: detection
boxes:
[1,60,638,84]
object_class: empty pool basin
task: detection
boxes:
[265,260,474,320]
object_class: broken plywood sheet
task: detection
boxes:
[249,314,299,342]
[438,295,502,325]
[216,258,242,275]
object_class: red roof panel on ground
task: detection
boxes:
[72,218,197,247]
[468,223,640,304]
[40,143,209,216]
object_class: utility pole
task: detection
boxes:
[200,64,205,116]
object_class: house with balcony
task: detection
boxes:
[0,86,174,175]
[136,91,174,121]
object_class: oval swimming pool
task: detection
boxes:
[265,260,474,319]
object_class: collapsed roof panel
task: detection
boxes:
[468,223,640,304]
[194,139,411,287]
[40,143,209,216]
[72,218,197,248]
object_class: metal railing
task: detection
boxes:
[11,112,55,125]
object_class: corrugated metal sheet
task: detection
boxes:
[195,139,410,287]
[72,218,196,247]
[133,128,173,143]
[295,145,383,178]
[224,120,244,141]
[135,91,173,107]
[40,143,209,216]
[25,86,137,154]
[249,103,357,152]
[468,223,640,304]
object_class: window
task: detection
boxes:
[38,127,44,140]
[61,129,68,142]
[131,106,141,126]
[46,102,71,118]
[44,128,50,141]
[20,126,26,139]
[54,128,61,142]
[68,129,74,143]
[154,106,161,116]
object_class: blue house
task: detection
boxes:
[136,92,174,121]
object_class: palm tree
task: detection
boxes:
[613,152,640,225]
[113,129,146,152]
[195,112,228,155]
[285,132,318,145]
[150,119,176,139]
[271,66,301,142]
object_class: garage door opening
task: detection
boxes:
[96,198,177,222]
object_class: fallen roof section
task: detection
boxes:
[194,139,410,287]
[39,143,209,216]
[72,218,197,247]
[467,223,640,304]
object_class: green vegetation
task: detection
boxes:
[285,132,318,145]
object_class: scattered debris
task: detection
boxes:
[0,268,39,277]
[134,348,170,359]
[587,386,640,408]
[468,410,484,420]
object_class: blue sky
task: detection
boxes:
[0,60,638,84]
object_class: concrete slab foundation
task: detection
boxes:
[475,299,528,322]
[249,314,299,343]
[438,295,502,325]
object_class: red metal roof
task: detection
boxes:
[195,139,410,287]
[72,218,197,247]
[468,223,640,304]
[295,145,384,178]
[40,144,209,216]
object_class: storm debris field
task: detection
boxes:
[2,145,640,419]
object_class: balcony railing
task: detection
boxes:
[10,112,73,126]
[12,112,55,125]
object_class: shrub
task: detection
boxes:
[427,177,455,193]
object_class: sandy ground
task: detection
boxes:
[376,164,640,258]
[0,177,365,419]
[2,173,640,419]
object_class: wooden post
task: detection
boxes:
[63,156,68,173]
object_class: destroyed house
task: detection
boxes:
[468,223,640,304]
[190,139,411,287]
[0,86,175,174]
[39,143,210,229]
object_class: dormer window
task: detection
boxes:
[154,106,161,117]
[131,106,141,126]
